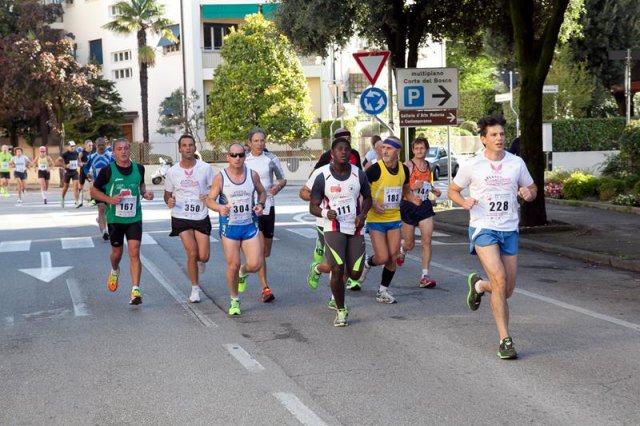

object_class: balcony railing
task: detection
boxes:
[202,49,222,69]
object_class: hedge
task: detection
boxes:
[550,117,626,152]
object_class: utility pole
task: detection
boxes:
[608,48,640,125]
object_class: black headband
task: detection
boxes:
[334,130,351,138]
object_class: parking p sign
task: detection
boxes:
[396,68,459,111]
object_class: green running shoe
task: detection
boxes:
[129,288,142,305]
[346,278,361,291]
[308,262,321,290]
[228,298,241,316]
[334,308,348,327]
[327,298,337,310]
[238,270,248,293]
[466,273,484,311]
[313,247,324,264]
[498,337,518,360]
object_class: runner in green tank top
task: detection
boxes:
[91,138,154,305]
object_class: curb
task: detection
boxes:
[546,198,640,216]
[435,221,640,274]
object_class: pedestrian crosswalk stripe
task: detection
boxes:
[0,240,31,253]
[432,231,450,237]
[61,237,94,249]
[287,228,318,239]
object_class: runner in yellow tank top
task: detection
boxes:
[358,136,411,304]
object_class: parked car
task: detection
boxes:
[426,146,459,181]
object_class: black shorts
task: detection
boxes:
[14,171,27,180]
[324,232,365,272]
[258,207,276,239]
[169,216,212,237]
[0,171,9,179]
[79,170,89,185]
[64,170,79,183]
[108,221,143,247]
[400,199,435,226]
[38,170,50,180]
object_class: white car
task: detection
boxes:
[427,146,459,181]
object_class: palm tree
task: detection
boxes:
[103,0,176,145]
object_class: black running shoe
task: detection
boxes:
[102,232,109,241]
[498,337,518,359]
[466,272,484,311]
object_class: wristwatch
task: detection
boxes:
[257,202,265,208]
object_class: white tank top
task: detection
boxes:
[220,167,256,225]
[317,164,362,235]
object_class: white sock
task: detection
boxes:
[379,285,387,293]
[231,296,239,302]
[132,285,139,290]
[475,281,483,294]
[422,269,429,276]
[239,265,246,276]
[112,268,120,275]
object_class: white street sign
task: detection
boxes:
[19,252,73,283]
[543,85,559,93]
[495,93,512,103]
[396,68,459,110]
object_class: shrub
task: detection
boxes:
[600,153,626,178]
[618,120,640,174]
[562,172,599,199]
[634,180,640,196]
[612,194,640,207]
[623,174,640,190]
[552,117,626,152]
[544,182,564,199]
[597,177,625,201]
[545,169,572,184]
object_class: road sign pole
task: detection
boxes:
[626,49,631,126]
[404,126,410,162]
[388,55,394,131]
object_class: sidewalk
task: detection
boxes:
[436,200,640,273]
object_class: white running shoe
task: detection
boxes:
[189,286,201,303]
[376,288,397,304]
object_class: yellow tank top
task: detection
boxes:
[367,161,405,223]
[37,156,49,171]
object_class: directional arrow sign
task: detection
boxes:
[360,87,387,115]
[396,67,459,110]
[399,109,458,127]
[353,51,390,86]
[19,251,73,283]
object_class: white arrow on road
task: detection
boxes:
[19,252,73,283]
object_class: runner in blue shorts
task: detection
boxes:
[448,116,537,360]
[207,143,267,316]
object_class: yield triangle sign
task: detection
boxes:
[353,51,390,86]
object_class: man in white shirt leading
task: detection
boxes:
[448,116,537,360]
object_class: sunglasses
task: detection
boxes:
[229,152,245,158]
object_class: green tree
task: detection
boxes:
[543,45,595,119]
[275,0,494,70]
[103,0,176,144]
[205,13,315,147]
[506,0,571,226]
[157,88,204,144]
[0,0,92,146]
[64,74,125,142]
[570,0,640,116]
[447,41,498,91]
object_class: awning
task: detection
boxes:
[201,3,278,19]
[157,24,180,47]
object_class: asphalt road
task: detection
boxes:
[1,183,639,425]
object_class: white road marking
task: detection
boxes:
[139,253,217,328]
[431,231,450,237]
[209,236,219,242]
[0,240,31,252]
[287,228,318,239]
[140,233,157,245]
[223,343,265,372]
[65,278,89,317]
[5,316,14,327]
[273,392,327,426]
[61,237,94,249]
[19,251,73,283]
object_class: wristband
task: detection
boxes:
[321,209,329,219]
[257,202,265,209]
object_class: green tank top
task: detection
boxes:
[0,152,11,172]
[105,161,142,224]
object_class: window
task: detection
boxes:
[112,50,131,63]
[163,44,180,54]
[109,4,121,17]
[89,39,103,65]
[113,68,132,80]
[157,24,180,54]
[203,23,235,50]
